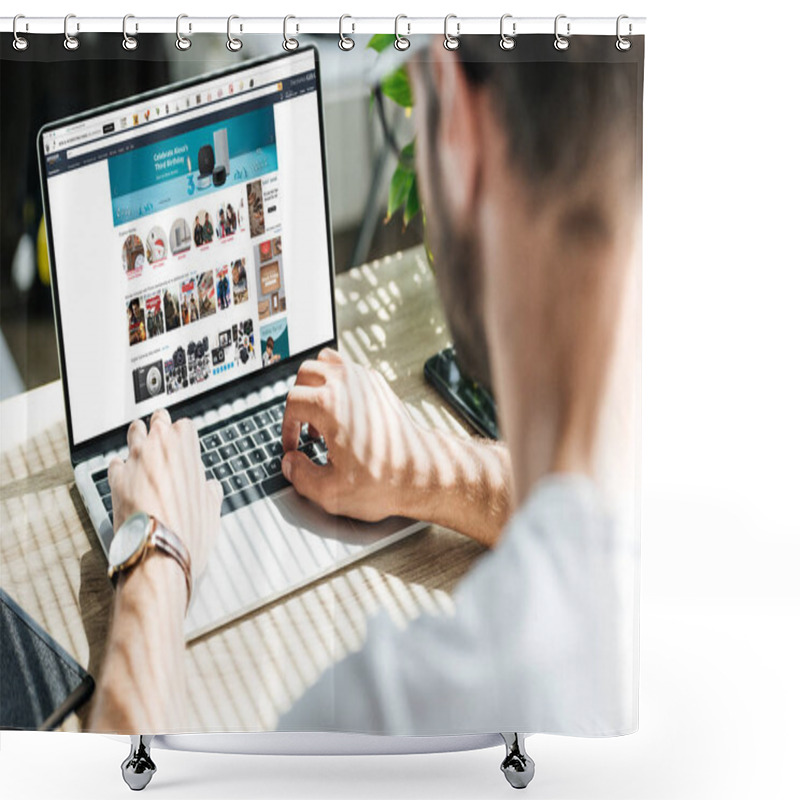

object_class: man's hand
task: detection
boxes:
[281,348,512,547]
[89,409,222,733]
[281,348,422,521]
[108,407,223,579]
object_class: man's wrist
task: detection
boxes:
[392,428,511,546]
[393,426,449,522]
[117,549,189,619]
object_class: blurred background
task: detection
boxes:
[0,33,421,397]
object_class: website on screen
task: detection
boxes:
[43,51,334,447]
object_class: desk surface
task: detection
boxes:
[0,246,486,733]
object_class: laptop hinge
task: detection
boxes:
[69,345,324,469]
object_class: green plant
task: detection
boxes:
[367,35,421,229]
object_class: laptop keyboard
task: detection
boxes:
[91,397,326,526]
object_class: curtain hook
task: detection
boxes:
[554,14,570,51]
[13,14,29,51]
[394,15,410,51]
[283,15,299,51]
[63,13,80,51]
[616,15,632,51]
[175,14,192,51]
[339,14,355,51]
[122,14,138,51]
[443,14,460,51]
[499,13,516,50]
[227,15,243,51]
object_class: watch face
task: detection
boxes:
[109,511,150,569]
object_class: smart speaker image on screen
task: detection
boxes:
[43,50,334,446]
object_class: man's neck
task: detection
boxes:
[481,192,634,510]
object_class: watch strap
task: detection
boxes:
[149,520,193,612]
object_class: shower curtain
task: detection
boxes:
[0,18,643,741]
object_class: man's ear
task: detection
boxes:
[429,47,482,221]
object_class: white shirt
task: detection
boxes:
[276,474,638,736]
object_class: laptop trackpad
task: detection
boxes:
[185,489,421,640]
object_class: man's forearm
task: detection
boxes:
[87,552,188,733]
[400,428,511,548]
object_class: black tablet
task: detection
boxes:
[0,587,94,731]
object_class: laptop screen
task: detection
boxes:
[40,48,335,450]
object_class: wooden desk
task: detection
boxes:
[0,246,486,733]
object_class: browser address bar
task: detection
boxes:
[66,81,281,161]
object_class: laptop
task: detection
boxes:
[38,47,425,641]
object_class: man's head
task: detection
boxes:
[408,37,641,394]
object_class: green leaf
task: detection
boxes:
[387,165,413,221]
[400,139,415,162]
[380,67,413,109]
[368,34,396,53]
[403,174,420,227]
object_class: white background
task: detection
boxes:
[2,1,799,798]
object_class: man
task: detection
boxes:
[262,335,281,367]
[202,212,214,244]
[88,38,640,734]
[218,208,227,239]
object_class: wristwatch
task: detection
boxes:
[108,511,193,612]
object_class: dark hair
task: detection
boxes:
[451,35,642,194]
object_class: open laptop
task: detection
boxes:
[38,47,425,641]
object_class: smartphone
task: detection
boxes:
[424,347,499,440]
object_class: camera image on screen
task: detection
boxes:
[234,320,255,366]
[164,346,188,395]
[132,359,165,404]
[188,336,210,386]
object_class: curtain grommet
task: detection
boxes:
[499,14,516,50]
[13,14,29,51]
[554,14,570,51]
[63,13,80,51]
[339,14,355,51]
[394,15,410,51]
[175,13,192,51]
[616,15,632,51]
[226,15,243,52]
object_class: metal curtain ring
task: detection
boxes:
[176,14,192,50]
[499,13,516,50]
[63,14,80,51]
[122,14,138,51]
[13,14,29,51]
[443,14,460,51]
[339,14,355,51]
[394,15,410,51]
[616,14,632,51]
[554,14,570,51]
[227,15,242,51]
[283,15,299,51]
